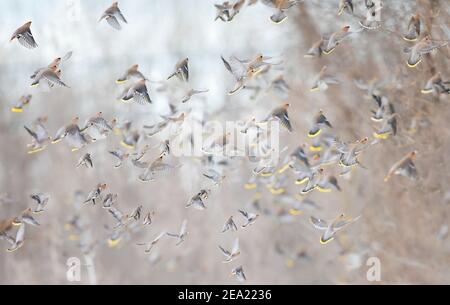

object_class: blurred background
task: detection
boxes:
[0,0,450,284]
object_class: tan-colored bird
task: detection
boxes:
[81,112,113,137]
[121,80,152,104]
[310,66,339,92]
[181,88,209,103]
[403,36,447,68]
[11,95,32,113]
[30,66,69,88]
[99,2,128,30]
[337,0,353,16]
[116,64,146,83]
[76,153,93,168]
[323,25,351,54]
[310,214,360,244]
[10,21,37,49]
[221,55,260,95]
[84,183,107,205]
[308,110,332,138]
[421,73,450,95]
[24,116,51,154]
[304,38,325,58]
[264,103,293,132]
[31,51,72,80]
[52,117,89,151]
[384,151,418,182]
[260,0,302,24]
[167,58,189,82]
[403,14,421,42]
[109,149,130,168]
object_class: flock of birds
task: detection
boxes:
[1,0,450,283]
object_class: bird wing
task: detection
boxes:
[218,245,231,257]
[231,238,240,254]
[310,216,328,230]
[180,219,188,236]
[42,71,69,87]
[238,209,249,218]
[18,31,37,49]
[115,9,128,23]
[106,16,122,30]
[24,125,38,141]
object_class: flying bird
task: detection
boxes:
[11,95,32,113]
[166,219,188,246]
[403,14,421,42]
[10,21,37,49]
[221,216,238,233]
[30,193,50,214]
[310,214,360,244]
[218,238,241,263]
[186,189,210,210]
[24,116,51,154]
[260,0,303,24]
[52,117,89,151]
[238,209,259,228]
[121,80,152,104]
[84,183,107,205]
[6,224,26,252]
[385,151,418,182]
[116,64,146,83]
[167,58,189,82]
[231,265,246,282]
[76,153,93,168]
[308,110,332,138]
[99,2,128,30]
[403,36,448,68]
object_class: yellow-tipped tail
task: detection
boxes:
[295,177,309,185]
[406,59,421,68]
[323,47,335,55]
[320,236,334,245]
[27,147,45,154]
[373,131,390,140]
[108,238,121,248]
[317,186,332,193]
[120,140,135,149]
[244,183,257,190]
[269,187,285,195]
[278,163,290,174]
[402,36,418,42]
[289,209,303,216]
[11,107,23,113]
[308,129,322,138]
[309,145,322,152]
